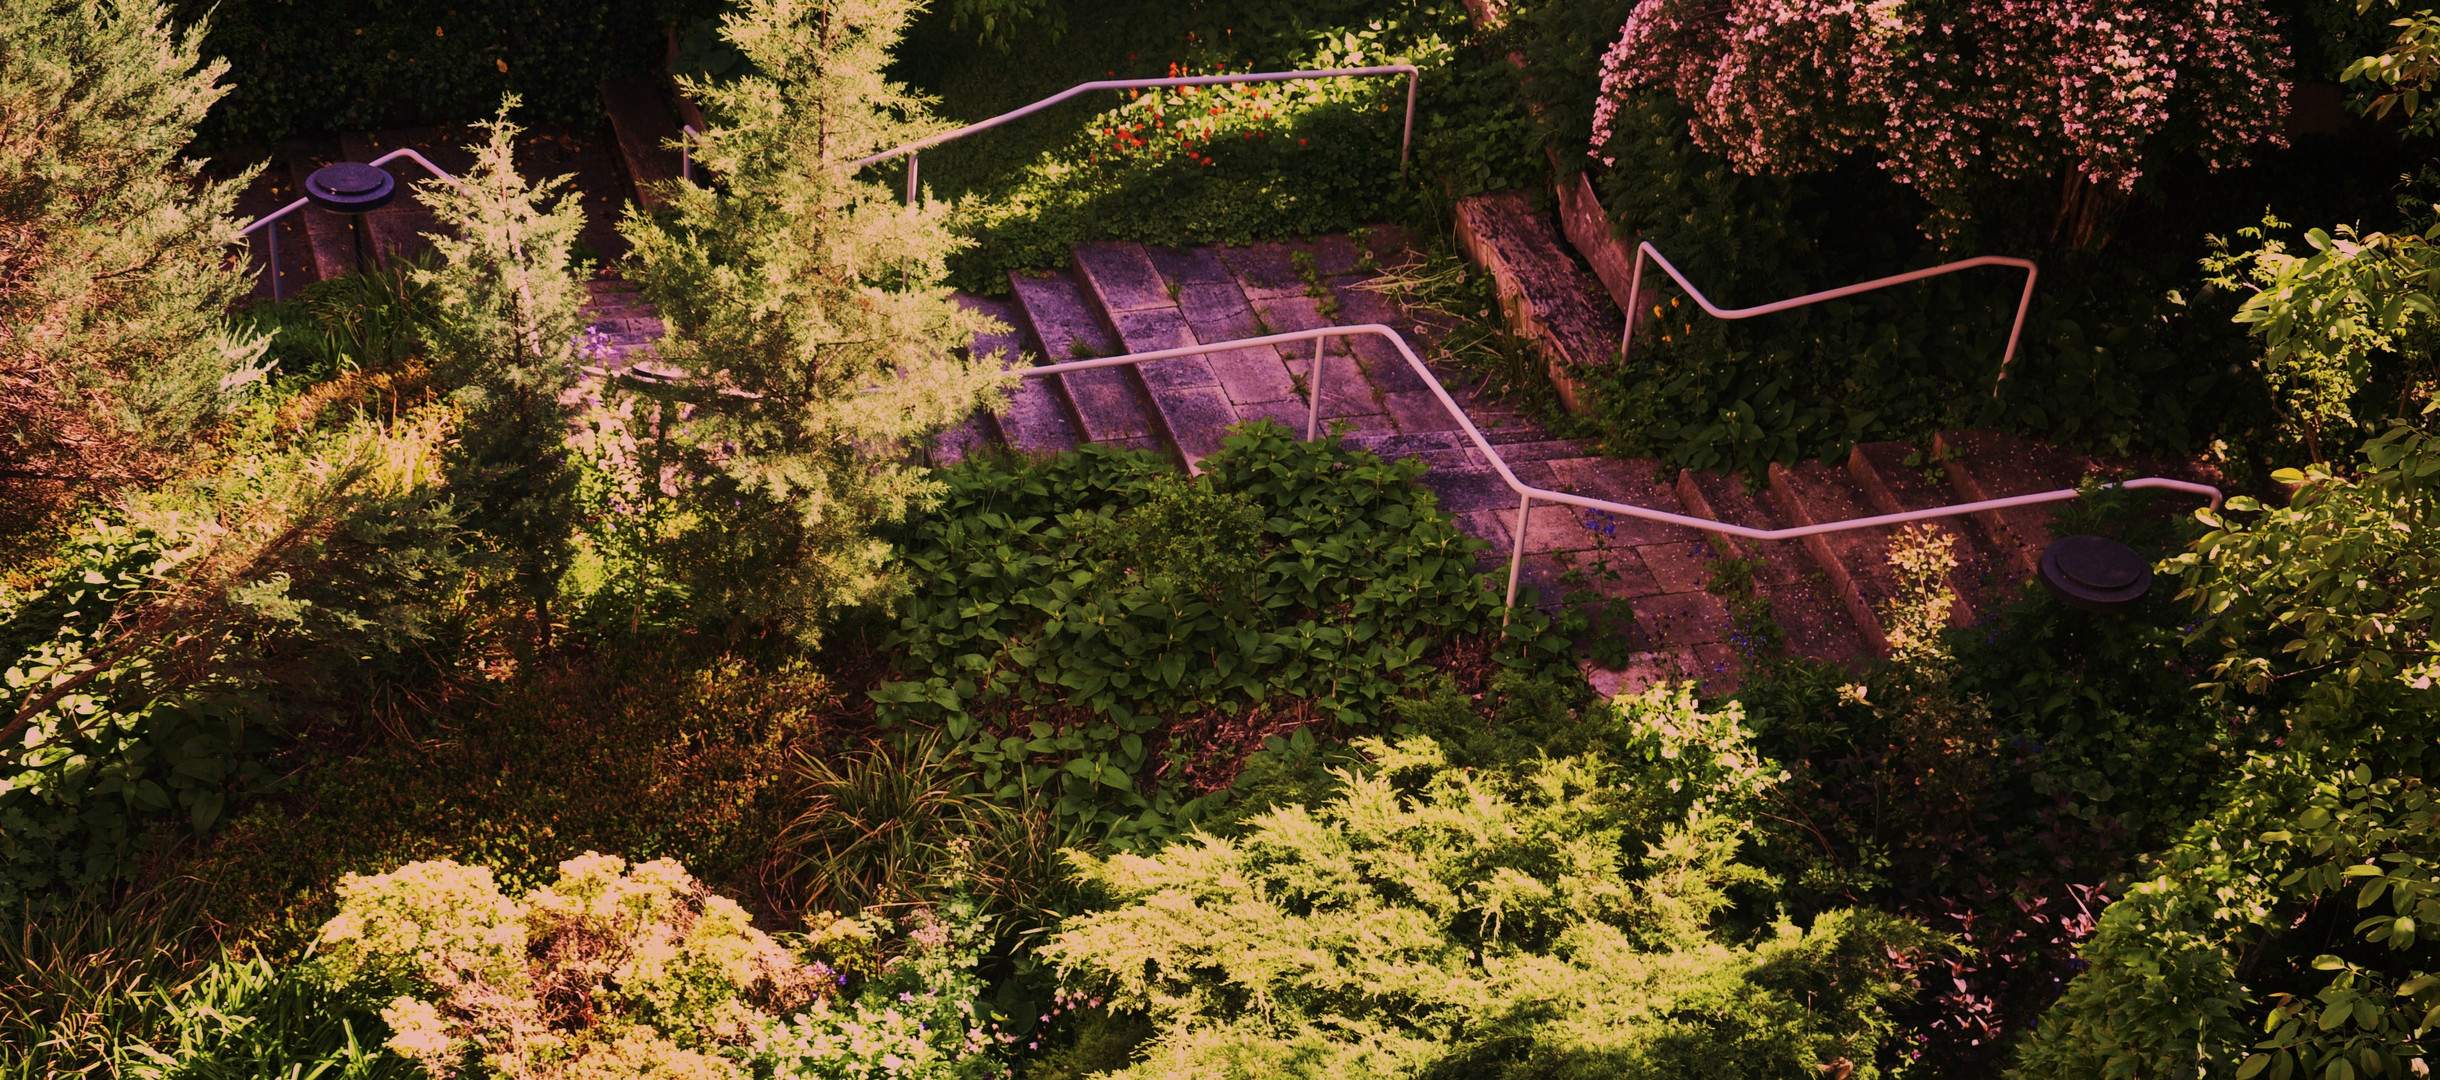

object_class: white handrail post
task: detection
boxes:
[1994,262,2040,397]
[1400,72,1417,176]
[266,226,281,302]
[1503,491,1532,624]
[1306,337,1326,441]
[1006,325,2222,592]
[1618,243,1649,362]
[906,152,918,207]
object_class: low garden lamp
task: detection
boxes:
[302,161,398,275]
[2037,535,2153,612]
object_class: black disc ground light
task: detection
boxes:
[303,162,397,274]
[2037,534,2153,611]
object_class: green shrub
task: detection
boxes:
[875,423,1568,846]
[0,408,464,906]
[2010,425,2440,1078]
[3,0,272,537]
[311,853,1008,1080]
[173,637,829,952]
[241,255,442,386]
[1040,708,1933,1080]
[609,0,1011,643]
[174,0,678,147]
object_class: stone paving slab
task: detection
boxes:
[1157,385,1239,465]
[1282,351,1384,419]
[1382,390,1464,433]
[1209,348,1300,407]
[1146,245,1232,285]
[1008,270,1157,446]
[1216,242,1315,299]
[1074,242,1173,313]
[959,293,1076,454]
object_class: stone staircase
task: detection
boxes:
[913,224,2193,694]
[1418,118,2231,688]
[226,76,2212,695]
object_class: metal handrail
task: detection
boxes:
[1621,243,2041,393]
[846,65,1421,203]
[240,149,463,301]
[1007,324,2221,619]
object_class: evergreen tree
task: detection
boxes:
[0,0,268,537]
[616,0,1010,640]
[415,103,589,631]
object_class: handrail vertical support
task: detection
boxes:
[1306,337,1325,441]
[1615,241,2040,394]
[266,226,281,303]
[1400,72,1417,176]
[1618,245,1647,362]
[1503,491,1531,623]
[906,153,918,207]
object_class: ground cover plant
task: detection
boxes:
[876,423,1569,846]
[889,0,1542,292]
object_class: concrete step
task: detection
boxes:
[1674,469,1871,665]
[1339,430,1590,472]
[1072,242,1240,467]
[1767,460,1906,654]
[1932,430,2095,576]
[600,76,685,209]
[1006,269,1163,454]
[957,292,1078,456]
[1451,191,1623,414]
[1152,244,1323,446]
[1846,441,2021,625]
[1468,455,1747,693]
[1213,236,1410,436]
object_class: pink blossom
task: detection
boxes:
[1593,0,2291,244]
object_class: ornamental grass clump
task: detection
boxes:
[1041,685,1934,1080]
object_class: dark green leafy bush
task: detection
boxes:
[875,422,1566,845]
[1726,487,2260,1073]
[2016,423,2440,1078]
[943,71,1419,293]
[0,407,466,907]
[174,0,682,147]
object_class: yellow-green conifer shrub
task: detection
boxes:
[0,0,271,534]
[1041,685,1935,1080]
[413,101,591,626]
[613,0,1012,640]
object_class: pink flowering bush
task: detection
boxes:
[1593,0,2293,247]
